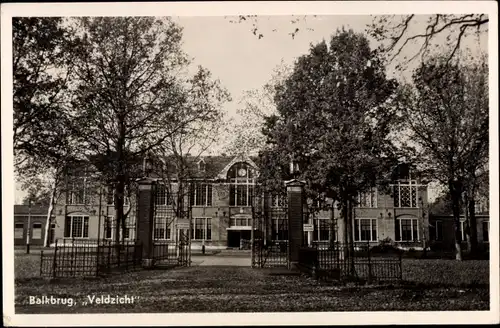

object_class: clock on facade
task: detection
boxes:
[238,168,247,177]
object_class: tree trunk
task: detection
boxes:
[43,179,58,247]
[450,181,463,261]
[420,203,427,258]
[342,197,355,276]
[468,198,479,257]
[330,203,335,248]
[464,193,472,254]
[347,199,355,276]
[114,177,125,264]
[342,198,348,247]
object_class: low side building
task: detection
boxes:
[14,205,55,246]
[428,214,490,252]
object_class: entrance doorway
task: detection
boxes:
[227,230,251,248]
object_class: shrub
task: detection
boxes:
[371,238,400,254]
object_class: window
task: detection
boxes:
[357,188,377,208]
[230,217,251,227]
[107,187,131,206]
[155,184,172,206]
[354,218,377,242]
[272,215,288,240]
[103,216,135,240]
[457,220,467,242]
[190,183,213,206]
[393,181,418,208]
[104,217,113,239]
[474,202,482,214]
[68,171,93,205]
[475,200,489,214]
[482,221,489,242]
[191,218,211,240]
[228,162,255,206]
[313,217,334,241]
[198,160,206,172]
[206,219,211,240]
[154,217,172,240]
[271,194,285,208]
[15,223,24,239]
[435,220,443,241]
[396,217,419,241]
[64,216,89,238]
[32,223,42,239]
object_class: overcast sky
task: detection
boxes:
[174,15,487,151]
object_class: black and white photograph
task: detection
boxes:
[2,1,498,326]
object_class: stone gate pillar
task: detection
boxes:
[286,179,305,268]
[136,178,156,268]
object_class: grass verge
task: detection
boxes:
[14,255,490,313]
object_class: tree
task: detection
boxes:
[461,61,489,256]
[429,192,457,217]
[17,154,73,246]
[12,18,73,162]
[67,17,230,247]
[260,30,399,270]
[13,18,80,246]
[397,57,488,260]
[22,181,52,206]
[368,14,488,65]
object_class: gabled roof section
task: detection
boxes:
[216,154,259,180]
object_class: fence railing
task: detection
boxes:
[40,238,189,278]
[40,239,143,278]
[253,239,289,268]
[152,240,189,267]
[298,242,402,283]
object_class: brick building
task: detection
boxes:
[429,197,490,251]
[14,205,55,246]
[28,154,432,250]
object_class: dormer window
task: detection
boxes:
[198,159,206,172]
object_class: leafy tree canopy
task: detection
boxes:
[260,29,400,207]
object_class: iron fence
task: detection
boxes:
[40,238,143,278]
[39,237,192,278]
[298,242,403,283]
[253,239,289,268]
[152,240,189,267]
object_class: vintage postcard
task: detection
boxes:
[2,1,498,326]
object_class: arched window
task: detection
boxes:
[227,162,255,206]
[198,159,206,172]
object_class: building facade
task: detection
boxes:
[10,156,444,249]
[17,155,437,250]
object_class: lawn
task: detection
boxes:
[13,254,490,313]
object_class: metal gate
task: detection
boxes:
[151,183,192,267]
[252,188,289,268]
